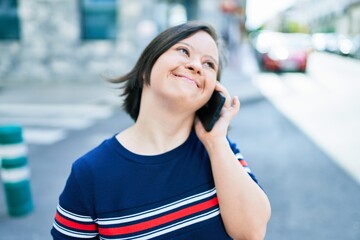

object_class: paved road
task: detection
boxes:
[253,52,360,184]
[233,96,360,240]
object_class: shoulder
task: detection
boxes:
[71,135,118,173]
[65,136,120,199]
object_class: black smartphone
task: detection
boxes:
[196,91,226,132]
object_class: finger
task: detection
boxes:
[224,96,240,119]
[232,96,240,112]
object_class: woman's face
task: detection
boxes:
[148,31,219,110]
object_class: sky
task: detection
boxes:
[246,0,298,30]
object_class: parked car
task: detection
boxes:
[312,33,356,56]
[252,31,312,72]
[312,33,330,52]
[349,35,360,59]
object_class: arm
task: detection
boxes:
[201,138,271,240]
[195,83,271,240]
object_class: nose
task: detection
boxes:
[185,58,203,75]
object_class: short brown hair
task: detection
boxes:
[110,21,226,121]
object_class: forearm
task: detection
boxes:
[205,139,271,240]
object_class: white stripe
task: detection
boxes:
[0,143,27,159]
[53,223,97,239]
[58,205,94,223]
[135,209,220,239]
[243,166,251,173]
[132,209,220,240]
[0,104,113,119]
[235,154,252,173]
[23,128,66,145]
[1,166,30,183]
[0,117,94,130]
[100,209,220,240]
[97,188,216,225]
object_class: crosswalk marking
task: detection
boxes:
[0,104,113,118]
[23,128,67,145]
[0,117,94,129]
[0,103,115,146]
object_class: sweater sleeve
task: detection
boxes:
[51,159,99,239]
[227,138,259,184]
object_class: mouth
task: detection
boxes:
[172,73,200,88]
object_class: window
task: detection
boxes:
[0,0,20,40]
[80,0,117,40]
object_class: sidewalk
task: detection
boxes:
[221,44,264,105]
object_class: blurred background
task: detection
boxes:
[0,0,360,239]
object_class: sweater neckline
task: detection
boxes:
[109,130,197,164]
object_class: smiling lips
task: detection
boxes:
[172,73,200,88]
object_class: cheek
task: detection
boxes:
[201,79,217,101]
[150,55,173,79]
[204,74,217,91]
[149,61,163,83]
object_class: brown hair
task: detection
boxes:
[110,21,226,121]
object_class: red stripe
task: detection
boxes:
[55,212,97,231]
[239,159,248,167]
[99,197,218,236]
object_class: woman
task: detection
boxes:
[51,21,271,239]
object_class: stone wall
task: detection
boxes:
[0,0,221,85]
[0,0,139,85]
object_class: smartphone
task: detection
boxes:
[196,91,226,132]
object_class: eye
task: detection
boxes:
[204,61,216,70]
[177,47,189,56]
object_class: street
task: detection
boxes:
[0,45,360,239]
[253,52,360,184]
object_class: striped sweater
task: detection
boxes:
[51,130,258,239]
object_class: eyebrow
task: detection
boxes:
[177,41,219,66]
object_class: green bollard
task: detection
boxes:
[0,125,33,217]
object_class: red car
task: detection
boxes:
[253,32,312,72]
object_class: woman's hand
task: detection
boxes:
[195,82,270,239]
[194,82,240,147]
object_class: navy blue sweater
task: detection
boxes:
[51,130,258,239]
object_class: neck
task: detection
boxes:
[117,95,195,155]
[137,114,193,151]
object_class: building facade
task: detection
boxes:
[282,0,360,34]
[0,0,221,84]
